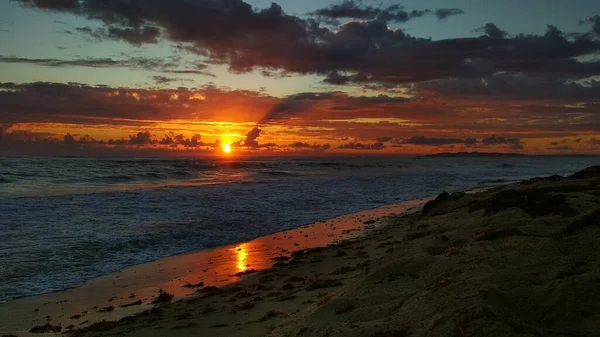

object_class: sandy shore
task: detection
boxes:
[3,165,600,337]
[0,200,423,336]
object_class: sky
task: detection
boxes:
[1,0,600,156]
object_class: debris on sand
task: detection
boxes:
[151,289,174,305]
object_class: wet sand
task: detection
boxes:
[0,200,423,336]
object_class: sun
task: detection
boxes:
[223,143,232,154]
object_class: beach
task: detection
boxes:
[0,201,423,336]
[2,165,599,336]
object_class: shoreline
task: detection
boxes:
[0,199,425,335]
[3,166,599,336]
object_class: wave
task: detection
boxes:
[169,170,192,177]
[258,170,303,177]
[143,172,168,179]
[97,175,137,182]
[0,176,11,183]
[479,178,512,184]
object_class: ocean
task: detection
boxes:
[0,155,597,302]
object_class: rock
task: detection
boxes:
[422,192,450,215]
[562,208,600,235]
[569,166,600,179]
[469,189,577,217]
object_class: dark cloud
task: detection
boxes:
[0,82,276,125]
[546,145,572,151]
[287,141,310,148]
[62,131,207,148]
[310,1,463,24]
[435,8,464,20]
[261,92,340,123]
[400,136,476,146]
[152,76,194,85]
[261,91,414,124]
[287,141,328,150]
[77,25,161,45]
[63,133,75,144]
[482,135,522,146]
[375,137,392,142]
[240,127,261,148]
[64,133,98,145]
[477,23,507,39]
[158,133,205,147]
[15,0,79,10]
[413,72,600,101]
[13,0,600,86]
[0,55,213,76]
[128,131,154,145]
[0,124,54,144]
[1,81,598,145]
[0,123,13,142]
[588,138,600,145]
[339,141,385,150]
[311,1,431,23]
[544,24,563,40]
[580,15,600,37]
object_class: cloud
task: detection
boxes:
[158,133,205,147]
[3,80,598,144]
[238,127,261,148]
[435,8,464,20]
[0,123,12,134]
[310,1,463,24]
[62,130,208,148]
[287,141,329,150]
[0,55,213,76]
[63,133,99,144]
[375,137,392,142]
[339,141,385,150]
[79,25,161,45]
[413,72,600,101]
[588,138,600,145]
[0,82,277,125]
[63,133,75,144]
[0,124,54,144]
[400,136,476,146]
[580,15,600,37]
[128,131,154,145]
[482,135,523,149]
[16,0,79,10]
[477,23,507,39]
[311,1,428,23]
[546,145,572,151]
[14,0,600,87]
[287,141,310,148]
[152,76,194,85]
[261,92,341,124]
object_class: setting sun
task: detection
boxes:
[223,143,232,154]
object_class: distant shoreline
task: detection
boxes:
[420,151,526,158]
[421,151,600,158]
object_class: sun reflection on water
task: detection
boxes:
[236,243,249,273]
